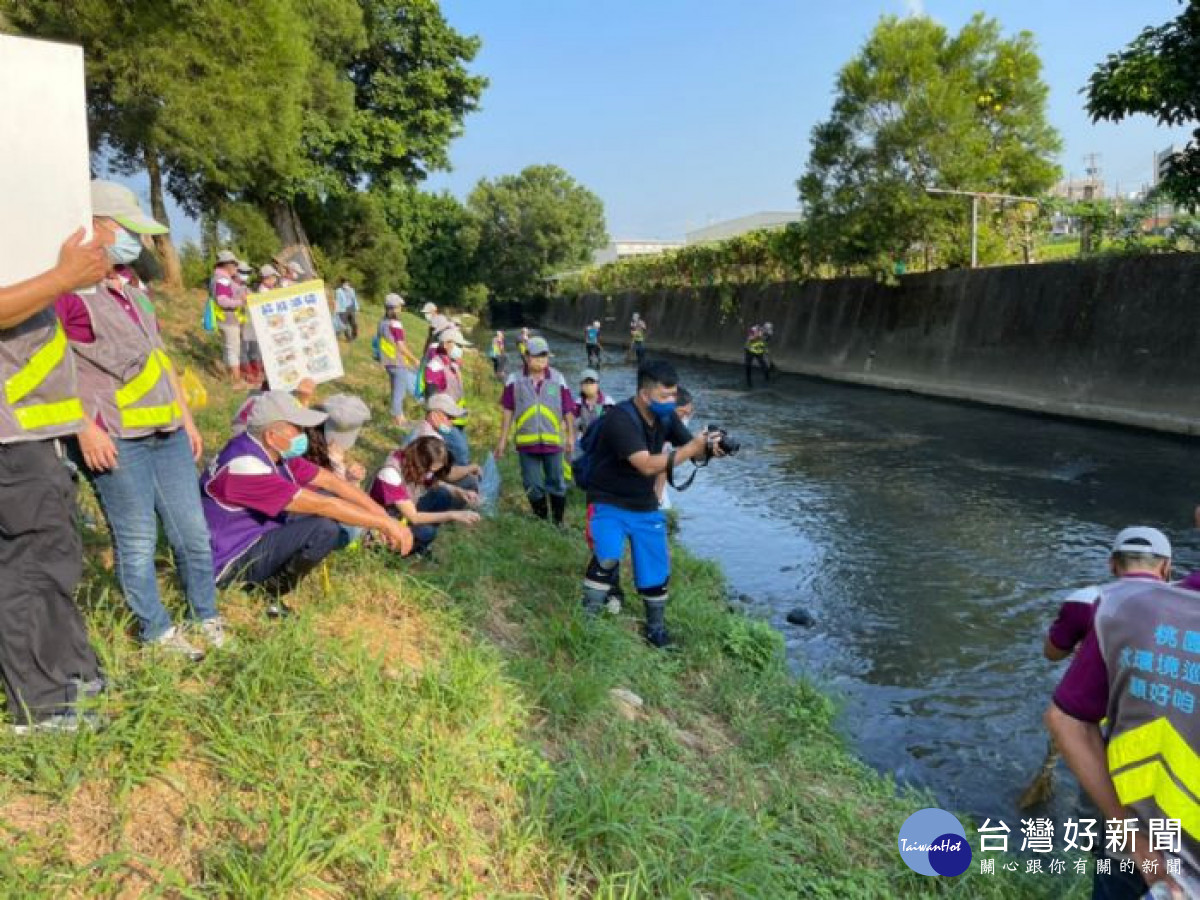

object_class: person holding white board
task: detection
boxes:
[0,227,110,733]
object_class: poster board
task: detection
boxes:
[0,35,92,286]
[247,280,344,390]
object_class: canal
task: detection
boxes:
[536,329,1200,824]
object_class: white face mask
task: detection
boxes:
[448,345,463,361]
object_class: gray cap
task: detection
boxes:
[426,393,466,418]
[579,368,599,382]
[246,390,327,435]
[1112,526,1172,558]
[260,264,279,278]
[384,292,404,309]
[421,301,437,314]
[439,328,471,346]
[321,394,371,449]
[526,336,550,356]
[215,250,239,266]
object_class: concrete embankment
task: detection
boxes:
[543,254,1200,435]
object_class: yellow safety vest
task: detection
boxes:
[513,372,565,448]
[1,313,84,440]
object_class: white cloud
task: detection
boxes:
[903,0,925,17]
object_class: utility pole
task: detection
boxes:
[925,188,1042,268]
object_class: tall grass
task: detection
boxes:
[0,289,1077,898]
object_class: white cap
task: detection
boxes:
[260,264,279,278]
[384,293,405,308]
[421,302,437,314]
[439,328,470,346]
[1112,526,1171,558]
[215,250,239,265]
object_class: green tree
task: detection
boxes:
[798,13,1061,273]
[467,164,608,302]
[1086,1,1200,207]
[3,0,312,286]
[381,187,482,309]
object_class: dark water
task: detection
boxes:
[533,332,1200,824]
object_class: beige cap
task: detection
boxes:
[260,264,279,278]
[439,328,470,346]
[426,393,466,418]
[90,180,168,235]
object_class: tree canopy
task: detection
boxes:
[798,13,1061,272]
[1086,0,1200,207]
[467,165,608,301]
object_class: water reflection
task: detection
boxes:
[520,331,1200,822]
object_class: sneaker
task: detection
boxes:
[11,708,104,736]
[149,625,205,661]
[605,594,623,615]
[197,617,230,649]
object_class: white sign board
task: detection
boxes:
[0,35,92,285]
[247,280,344,390]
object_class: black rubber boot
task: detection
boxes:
[549,493,567,527]
[259,555,323,616]
[643,596,673,649]
[530,496,549,520]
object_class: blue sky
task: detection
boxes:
[423,0,1193,240]
[141,0,1191,247]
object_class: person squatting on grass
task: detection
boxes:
[581,360,724,648]
[370,436,481,556]
[303,393,372,549]
[60,180,225,662]
[494,336,576,526]
[405,394,483,493]
[0,224,111,733]
[377,293,419,427]
[201,391,412,619]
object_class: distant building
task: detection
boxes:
[685,211,803,245]
[1050,178,1105,202]
[592,239,684,266]
[1154,145,1180,187]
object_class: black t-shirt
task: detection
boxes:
[587,400,693,512]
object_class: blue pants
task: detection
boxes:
[223,515,340,589]
[518,451,566,501]
[82,428,218,642]
[588,503,670,590]
[408,487,460,551]
[386,366,413,417]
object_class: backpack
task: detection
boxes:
[572,399,640,491]
[371,318,388,362]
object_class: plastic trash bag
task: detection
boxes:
[480,454,501,516]
[181,367,209,410]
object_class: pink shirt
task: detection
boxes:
[370,451,413,507]
[56,285,151,344]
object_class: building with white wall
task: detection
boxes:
[685,211,803,245]
[592,239,684,266]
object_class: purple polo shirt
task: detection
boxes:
[1052,574,1170,722]
[500,372,577,455]
[1047,586,1102,653]
[56,286,150,343]
[200,432,320,579]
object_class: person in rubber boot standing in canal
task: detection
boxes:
[495,336,576,526]
[581,360,725,648]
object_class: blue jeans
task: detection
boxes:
[386,366,412,417]
[84,429,218,641]
[518,451,566,501]
[407,487,458,551]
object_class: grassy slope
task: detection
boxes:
[0,288,1075,899]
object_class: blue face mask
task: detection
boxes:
[647,399,677,422]
[107,227,144,265]
[437,424,453,435]
[278,433,309,460]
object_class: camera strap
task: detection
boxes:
[666,449,702,492]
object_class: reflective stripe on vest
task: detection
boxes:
[4,322,84,433]
[115,349,177,430]
[746,338,766,354]
[1108,718,1200,840]
[514,403,562,446]
[380,338,398,361]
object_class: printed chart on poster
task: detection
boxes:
[247,280,344,390]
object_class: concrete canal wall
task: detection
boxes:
[542,254,1200,435]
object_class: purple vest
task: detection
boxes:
[200,431,301,581]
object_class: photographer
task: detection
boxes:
[581,360,726,648]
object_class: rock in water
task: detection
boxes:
[786,608,816,627]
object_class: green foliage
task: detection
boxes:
[798,13,1061,274]
[468,164,608,302]
[220,201,282,267]
[298,190,408,301]
[721,615,784,673]
[178,243,211,290]
[1086,1,1200,208]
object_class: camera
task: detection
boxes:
[705,425,740,458]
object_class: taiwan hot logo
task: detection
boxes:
[897,808,972,877]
